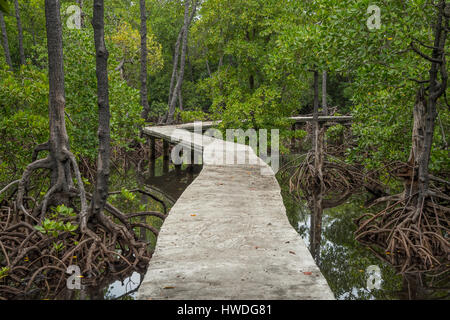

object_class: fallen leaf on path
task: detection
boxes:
[303,272,312,276]
[289,251,296,255]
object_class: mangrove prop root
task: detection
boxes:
[281,151,367,202]
[0,197,164,299]
[354,191,449,275]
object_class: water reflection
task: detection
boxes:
[278,169,449,300]
[63,157,203,300]
[279,180,403,299]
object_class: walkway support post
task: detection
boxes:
[163,140,170,174]
[149,137,156,177]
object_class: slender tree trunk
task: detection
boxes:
[417,1,447,198]
[312,70,319,149]
[160,28,182,123]
[14,0,88,227]
[139,0,150,120]
[205,57,211,77]
[312,70,324,190]
[91,0,111,218]
[14,0,25,65]
[168,29,183,106]
[312,70,324,264]
[167,0,197,124]
[407,0,448,221]
[322,70,328,153]
[322,70,327,116]
[45,0,70,174]
[166,0,190,124]
[0,11,12,69]
[76,0,85,27]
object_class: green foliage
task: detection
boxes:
[120,187,136,202]
[179,109,209,123]
[34,218,78,238]
[0,267,9,280]
[0,4,149,183]
[0,64,49,182]
[0,0,9,14]
[62,21,146,157]
[194,0,301,133]
[53,204,76,217]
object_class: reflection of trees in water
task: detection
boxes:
[279,177,448,300]
[54,269,144,300]
[51,160,202,300]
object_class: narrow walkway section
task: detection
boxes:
[138,123,334,300]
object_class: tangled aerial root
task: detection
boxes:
[355,191,449,275]
[0,139,167,300]
[282,150,449,277]
[0,188,166,300]
[281,151,370,203]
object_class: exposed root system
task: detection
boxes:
[0,186,166,300]
[355,188,449,275]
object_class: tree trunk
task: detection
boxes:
[322,70,327,116]
[313,70,324,191]
[407,0,448,222]
[167,0,197,124]
[17,0,88,220]
[205,57,211,77]
[167,29,183,107]
[90,0,111,219]
[76,0,85,27]
[405,88,426,198]
[417,1,447,199]
[45,0,70,176]
[410,0,450,221]
[312,70,319,150]
[14,0,25,65]
[139,0,150,120]
[0,11,12,69]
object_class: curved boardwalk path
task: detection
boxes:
[138,123,334,300]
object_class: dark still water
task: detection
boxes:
[277,184,402,299]
[276,171,449,300]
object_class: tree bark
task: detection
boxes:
[90,0,111,219]
[0,11,12,69]
[45,0,70,168]
[322,70,327,116]
[76,0,85,27]
[407,0,448,221]
[13,0,25,65]
[417,1,447,199]
[168,28,183,107]
[167,0,197,124]
[312,70,324,192]
[139,0,150,120]
[14,0,88,229]
[312,70,319,149]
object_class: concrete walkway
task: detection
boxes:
[138,123,334,300]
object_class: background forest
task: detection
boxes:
[0,0,448,300]
[0,0,448,182]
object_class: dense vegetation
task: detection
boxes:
[0,0,448,299]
